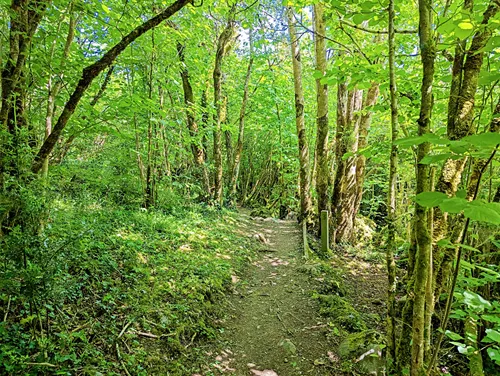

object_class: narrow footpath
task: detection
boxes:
[203,210,334,376]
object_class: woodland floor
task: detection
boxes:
[193,209,387,376]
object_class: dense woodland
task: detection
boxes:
[0,0,500,375]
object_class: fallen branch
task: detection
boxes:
[26,363,57,368]
[118,321,134,338]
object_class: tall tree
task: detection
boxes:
[230,29,254,203]
[176,41,211,197]
[313,2,329,235]
[410,0,435,373]
[212,8,236,205]
[286,6,312,224]
[331,83,363,244]
[386,0,398,368]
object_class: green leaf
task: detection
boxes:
[420,153,452,165]
[445,330,464,341]
[458,21,473,30]
[102,4,110,13]
[483,315,500,324]
[484,329,500,344]
[313,70,324,80]
[394,136,425,148]
[463,132,500,148]
[478,72,500,86]
[460,260,475,270]
[415,192,448,207]
[439,197,468,213]
[437,239,455,249]
[463,290,492,312]
[487,347,500,365]
[454,21,473,40]
[449,140,469,154]
[353,13,371,25]
[464,201,500,225]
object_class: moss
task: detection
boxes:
[299,262,347,296]
[338,329,381,358]
[339,330,385,375]
[316,294,366,332]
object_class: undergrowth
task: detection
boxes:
[0,185,256,375]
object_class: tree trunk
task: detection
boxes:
[230,31,253,202]
[42,8,76,179]
[409,1,435,374]
[212,10,235,205]
[331,83,363,244]
[354,82,379,216]
[313,3,329,236]
[386,0,398,367]
[1,0,48,182]
[433,0,499,302]
[176,41,210,197]
[287,6,312,224]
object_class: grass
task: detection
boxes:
[0,193,257,375]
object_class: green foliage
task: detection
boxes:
[316,294,367,332]
[448,262,500,371]
[0,193,256,374]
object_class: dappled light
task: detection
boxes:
[1,0,499,375]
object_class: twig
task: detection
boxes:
[3,295,11,322]
[118,320,134,338]
[184,332,197,349]
[70,323,89,333]
[302,324,327,330]
[116,343,132,376]
[340,20,416,34]
[26,362,57,368]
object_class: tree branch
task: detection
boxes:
[340,20,417,34]
[32,0,192,173]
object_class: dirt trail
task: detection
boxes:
[207,210,333,376]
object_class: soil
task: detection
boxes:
[193,209,387,376]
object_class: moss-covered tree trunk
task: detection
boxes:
[433,0,499,301]
[409,1,435,374]
[386,0,398,367]
[212,12,235,205]
[287,6,312,224]
[331,84,363,244]
[354,82,379,217]
[313,3,329,236]
[176,42,211,198]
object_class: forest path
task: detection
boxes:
[203,209,333,376]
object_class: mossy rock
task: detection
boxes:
[299,262,347,296]
[339,330,385,375]
[316,294,366,332]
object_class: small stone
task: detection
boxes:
[247,363,256,368]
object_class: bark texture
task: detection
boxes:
[230,32,254,201]
[331,83,363,244]
[177,42,210,196]
[287,7,313,224]
[410,1,435,374]
[213,11,235,205]
[313,3,329,235]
